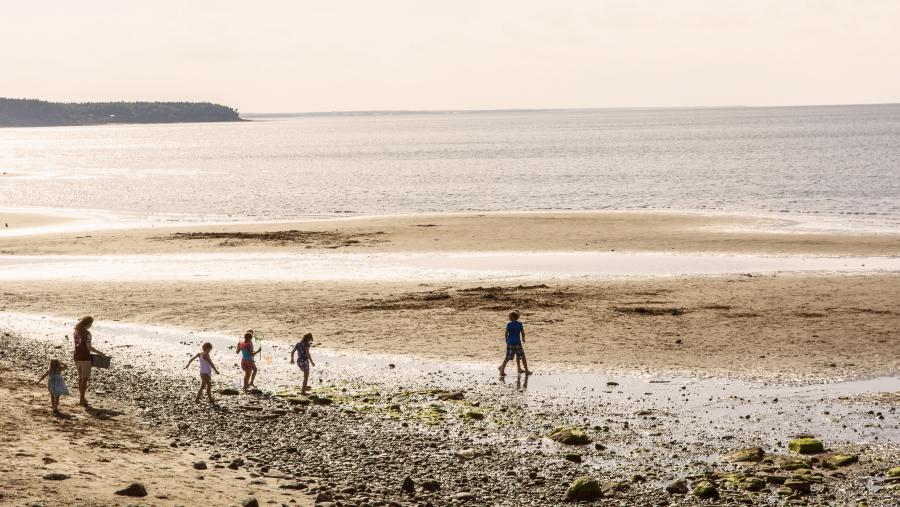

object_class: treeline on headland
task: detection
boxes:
[0,98,242,127]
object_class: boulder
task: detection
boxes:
[721,447,765,463]
[825,454,858,467]
[665,479,688,494]
[241,497,259,507]
[548,426,592,445]
[564,476,602,502]
[218,388,239,395]
[421,479,441,492]
[788,438,824,454]
[437,391,464,401]
[114,483,148,497]
[193,461,207,470]
[783,478,811,494]
[42,473,70,481]
[692,481,718,499]
[401,476,415,494]
[564,453,582,463]
[888,467,900,478]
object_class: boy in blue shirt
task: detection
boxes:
[499,310,531,376]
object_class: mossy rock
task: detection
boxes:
[460,410,485,421]
[778,457,812,471]
[888,467,900,478]
[825,454,858,467]
[692,480,718,499]
[563,453,582,463]
[549,426,592,445]
[742,477,767,492]
[283,396,311,406]
[564,476,602,502]
[788,438,824,454]
[721,447,765,463]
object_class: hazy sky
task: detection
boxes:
[2,0,899,112]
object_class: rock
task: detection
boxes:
[783,478,811,494]
[888,467,900,477]
[742,477,767,491]
[401,476,415,494]
[461,410,485,421]
[606,382,619,387]
[721,447,765,463]
[455,448,479,460]
[193,461,207,470]
[564,476,602,502]
[437,391,464,401]
[788,438,824,454]
[548,426,592,445]
[280,482,308,490]
[42,473,70,481]
[665,479,688,494]
[453,492,475,501]
[241,497,259,507]
[602,481,628,495]
[218,388,240,395]
[421,479,441,492]
[42,457,56,464]
[778,457,812,471]
[825,454,858,467]
[228,458,244,470]
[564,453,582,463]
[114,483,148,497]
[314,492,333,503]
[692,481,718,499]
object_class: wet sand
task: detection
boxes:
[0,210,73,232]
[2,210,899,504]
[1,275,898,382]
[2,211,900,256]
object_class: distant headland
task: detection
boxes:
[0,98,242,127]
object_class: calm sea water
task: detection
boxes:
[1,104,898,226]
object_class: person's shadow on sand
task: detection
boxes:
[84,406,124,420]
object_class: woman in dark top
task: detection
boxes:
[73,316,106,406]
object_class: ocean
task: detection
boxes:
[1,104,898,227]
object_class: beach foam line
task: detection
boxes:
[0,251,898,282]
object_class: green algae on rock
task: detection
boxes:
[549,426,592,445]
[788,438,824,454]
[721,447,765,463]
[888,467,900,477]
[825,454,859,467]
[692,480,719,499]
[564,476,602,502]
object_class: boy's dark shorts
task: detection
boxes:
[505,344,525,361]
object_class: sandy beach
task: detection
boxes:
[2,211,899,505]
[0,367,312,506]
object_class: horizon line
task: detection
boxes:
[242,102,900,117]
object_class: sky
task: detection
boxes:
[1,0,899,113]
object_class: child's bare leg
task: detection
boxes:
[499,358,509,376]
[195,383,204,402]
[250,368,257,387]
[243,370,251,391]
[521,356,531,374]
[301,369,309,393]
[516,356,525,373]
